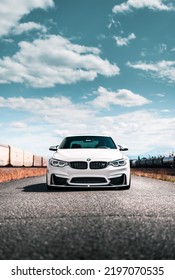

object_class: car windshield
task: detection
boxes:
[59,136,117,149]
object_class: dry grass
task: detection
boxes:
[131,168,175,183]
[0,167,46,183]
[1,167,175,184]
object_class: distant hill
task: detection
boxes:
[129,147,175,160]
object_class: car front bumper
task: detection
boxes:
[46,164,130,188]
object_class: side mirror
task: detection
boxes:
[49,145,59,151]
[118,145,128,151]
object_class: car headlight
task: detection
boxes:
[49,158,69,167]
[108,159,127,167]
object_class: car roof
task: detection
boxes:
[65,134,111,138]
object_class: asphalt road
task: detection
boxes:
[0,175,174,260]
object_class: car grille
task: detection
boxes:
[70,161,108,169]
[70,161,88,169]
[70,177,107,184]
[90,161,107,169]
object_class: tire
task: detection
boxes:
[46,184,56,191]
[123,175,131,190]
[121,184,130,190]
[46,175,55,191]
[117,176,131,190]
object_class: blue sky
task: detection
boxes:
[0,0,175,158]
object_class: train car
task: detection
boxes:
[23,151,33,167]
[130,154,175,169]
[41,157,48,167]
[10,146,24,166]
[145,158,155,167]
[152,157,163,167]
[0,143,52,167]
[130,159,139,167]
[139,158,147,167]
[0,144,10,166]
[155,157,164,167]
[33,155,42,167]
[162,156,175,168]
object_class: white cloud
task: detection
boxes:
[161,109,170,112]
[140,49,147,57]
[113,33,136,47]
[1,95,175,156]
[157,43,167,53]
[1,38,14,43]
[10,122,28,129]
[0,96,96,122]
[112,0,175,14]
[107,18,121,29]
[127,60,175,83]
[154,93,165,97]
[0,35,119,87]
[91,86,151,108]
[110,110,175,155]
[11,22,47,35]
[0,0,54,37]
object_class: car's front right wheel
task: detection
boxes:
[117,176,131,190]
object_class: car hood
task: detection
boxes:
[53,148,125,161]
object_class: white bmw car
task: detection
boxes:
[46,135,131,190]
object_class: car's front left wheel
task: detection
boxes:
[46,175,55,191]
[46,183,56,191]
[122,176,131,190]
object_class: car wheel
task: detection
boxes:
[123,176,131,190]
[46,176,55,191]
[121,184,130,190]
[117,176,131,190]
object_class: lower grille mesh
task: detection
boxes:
[71,177,107,184]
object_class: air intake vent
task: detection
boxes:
[52,175,67,185]
[110,175,125,186]
[71,177,107,184]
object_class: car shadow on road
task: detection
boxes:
[22,183,48,192]
[22,183,127,192]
